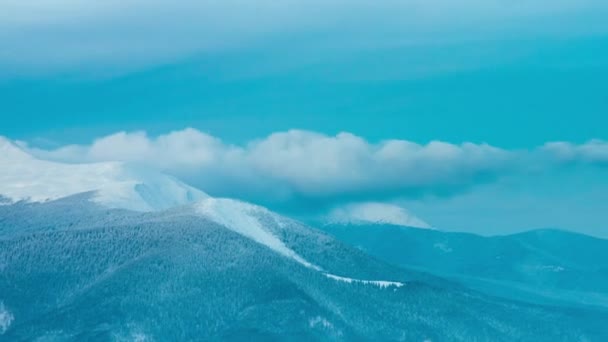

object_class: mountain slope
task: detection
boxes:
[322,223,608,309]
[2,197,608,341]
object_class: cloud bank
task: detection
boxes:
[542,140,608,167]
[11,128,608,214]
[21,128,515,209]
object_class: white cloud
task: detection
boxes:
[11,129,608,215]
[21,128,514,205]
[246,131,513,197]
[30,128,238,169]
[542,140,608,166]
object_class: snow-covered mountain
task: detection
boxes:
[325,202,432,229]
[0,137,207,211]
[0,138,407,287]
[0,140,406,286]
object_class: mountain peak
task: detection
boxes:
[325,202,432,229]
[0,137,207,211]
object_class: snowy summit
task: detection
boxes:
[326,202,432,229]
[0,137,207,211]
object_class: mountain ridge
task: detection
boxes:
[321,222,608,309]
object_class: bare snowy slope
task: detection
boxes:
[0,137,207,211]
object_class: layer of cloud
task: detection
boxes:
[14,128,608,214]
[2,0,607,75]
[542,140,608,166]
[22,128,515,208]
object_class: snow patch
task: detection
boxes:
[194,198,409,289]
[308,316,342,337]
[324,273,404,289]
[326,202,432,229]
[433,242,453,253]
[196,198,319,270]
[309,316,335,330]
[113,330,153,342]
[308,316,334,329]
[0,137,207,211]
[132,333,150,342]
[0,301,14,335]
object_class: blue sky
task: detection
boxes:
[1,0,608,236]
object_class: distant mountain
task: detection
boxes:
[324,202,432,229]
[322,223,608,309]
